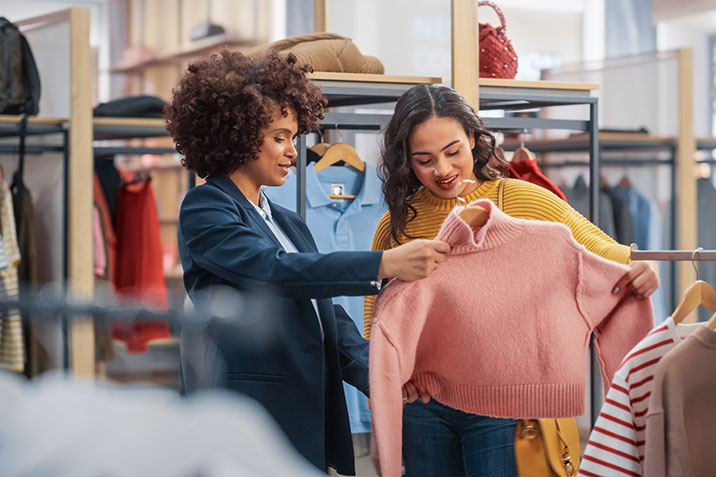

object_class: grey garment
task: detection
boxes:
[563,176,617,240]
[644,326,716,477]
[603,186,636,246]
[661,179,716,319]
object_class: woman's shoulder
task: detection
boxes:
[502,177,568,203]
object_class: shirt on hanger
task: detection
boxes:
[613,185,667,322]
[564,175,618,240]
[506,156,568,201]
[265,162,386,434]
[579,317,701,477]
[0,180,24,372]
[602,187,636,246]
[644,326,716,477]
[112,180,170,353]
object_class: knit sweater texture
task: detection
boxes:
[364,178,630,338]
[369,199,653,477]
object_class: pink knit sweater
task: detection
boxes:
[369,199,653,477]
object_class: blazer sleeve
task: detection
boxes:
[576,247,653,387]
[333,304,369,395]
[180,185,382,299]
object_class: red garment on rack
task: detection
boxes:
[112,179,169,353]
[507,155,567,202]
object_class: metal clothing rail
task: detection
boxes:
[630,249,716,261]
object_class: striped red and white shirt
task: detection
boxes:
[579,317,701,477]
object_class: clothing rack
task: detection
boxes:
[506,133,680,304]
[630,249,716,261]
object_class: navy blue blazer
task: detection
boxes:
[177,174,381,474]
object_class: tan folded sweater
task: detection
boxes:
[245,32,384,74]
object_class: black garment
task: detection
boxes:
[94,156,121,219]
[563,176,617,239]
[603,186,636,246]
[93,95,166,118]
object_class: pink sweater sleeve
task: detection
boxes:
[370,283,430,477]
[369,325,405,477]
[576,248,654,387]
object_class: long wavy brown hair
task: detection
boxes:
[380,84,507,244]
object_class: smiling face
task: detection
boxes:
[232,106,298,204]
[408,116,479,199]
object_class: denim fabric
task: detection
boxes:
[402,399,518,477]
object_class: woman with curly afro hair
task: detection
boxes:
[166,51,444,474]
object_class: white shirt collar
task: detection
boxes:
[252,190,273,221]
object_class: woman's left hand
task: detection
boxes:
[402,381,430,404]
[613,260,659,300]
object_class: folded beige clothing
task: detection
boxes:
[245,32,384,74]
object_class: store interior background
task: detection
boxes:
[1,0,715,441]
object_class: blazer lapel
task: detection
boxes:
[269,201,314,253]
[206,175,284,250]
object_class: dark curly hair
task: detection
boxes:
[380,84,507,244]
[164,50,327,178]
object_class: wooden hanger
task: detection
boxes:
[671,280,716,324]
[617,173,632,188]
[512,146,533,163]
[309,142,332,157]
[314,143,366,173]
[314,143,365,200]
[458,205,489,227]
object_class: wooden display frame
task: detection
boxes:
[16,9,95,376]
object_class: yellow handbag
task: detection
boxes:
[514,418,580,477]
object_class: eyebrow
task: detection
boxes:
[271,128,295,135]
[411,139,461,157]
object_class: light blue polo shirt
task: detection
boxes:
[266,162,387,434]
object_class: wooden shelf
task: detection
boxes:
[503,132,676,154]
[308,72,442,85]
[108,34,258,74]
[478,78,599,92]
[307,73,443,107]
[0,115,66,125]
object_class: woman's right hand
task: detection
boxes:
[378,239,450,281]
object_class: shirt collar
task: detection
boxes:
[304,162,383,209]
[252,190,273,221]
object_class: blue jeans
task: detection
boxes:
[402,399,518,477]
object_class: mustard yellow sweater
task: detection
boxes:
[363,178,630,338]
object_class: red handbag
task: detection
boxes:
[478,1,518,79]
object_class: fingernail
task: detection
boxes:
[612,287,620,294]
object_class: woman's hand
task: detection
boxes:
[402,381,431,404]
[378,239,451,281]
[613,260,659,300]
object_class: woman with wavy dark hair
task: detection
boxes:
[167,51,444,475]
[364,84,659,476]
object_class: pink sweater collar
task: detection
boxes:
[436,199,525,252]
